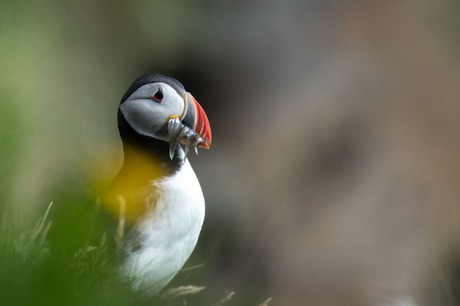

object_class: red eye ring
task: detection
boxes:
[152,89,163,102]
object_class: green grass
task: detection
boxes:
[1,203,122,305]
[0,200,199,306]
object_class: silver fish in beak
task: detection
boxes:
[167,92,212,159]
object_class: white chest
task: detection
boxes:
[121,160,205,294]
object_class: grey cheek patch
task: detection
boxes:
[120,99,166,139]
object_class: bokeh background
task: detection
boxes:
[2,1,460,305]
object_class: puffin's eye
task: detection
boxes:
[151,89,163,102]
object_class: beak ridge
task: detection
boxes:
[182,92,212,149]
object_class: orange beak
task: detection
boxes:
[181,92,212,149]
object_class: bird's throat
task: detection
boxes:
[118,109,184,174]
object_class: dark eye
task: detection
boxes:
[151,89,163,102]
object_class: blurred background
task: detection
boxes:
[1,1,460,305]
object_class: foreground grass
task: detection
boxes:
[0,201,211,306]
[0,202,273,306]
[0,203,127,305]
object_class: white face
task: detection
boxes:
[120,82,185,141]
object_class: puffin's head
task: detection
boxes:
[118,73,211,159]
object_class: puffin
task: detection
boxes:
[100,73,212,295]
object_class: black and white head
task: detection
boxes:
[117,73,212,162]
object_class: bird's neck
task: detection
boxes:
[121,142,183,176]
[118,109,184,176]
